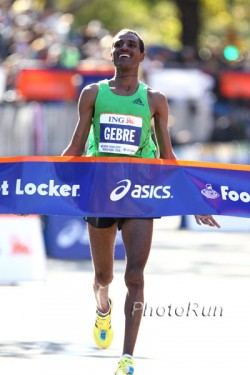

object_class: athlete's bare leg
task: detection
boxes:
[88,223,117,313]
[121,218,153,355]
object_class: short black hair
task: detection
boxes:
[113,29,145,53]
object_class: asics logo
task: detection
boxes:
[56,220,89,247]
[110,179,131,201]
[110,179,172,201]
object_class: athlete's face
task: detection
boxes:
[111,32,145,68]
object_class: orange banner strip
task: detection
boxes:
[0,156,250,172]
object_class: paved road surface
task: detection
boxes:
[0,217,250,374]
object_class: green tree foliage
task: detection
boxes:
[200,0,250,52]
[53,0,181,50]
[53,0,250,53]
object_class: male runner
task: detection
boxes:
[62,29,220,375]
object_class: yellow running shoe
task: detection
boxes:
[115,355,134,374]
[93,298,113,349]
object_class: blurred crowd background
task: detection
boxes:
[0,0,250,162]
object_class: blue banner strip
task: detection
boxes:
[0,156,250,218]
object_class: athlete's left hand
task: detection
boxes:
[194,215,221,228]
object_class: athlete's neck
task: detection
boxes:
[115,74,138,78]
[112,74,139,93]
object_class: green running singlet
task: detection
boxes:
[86,80,158,158]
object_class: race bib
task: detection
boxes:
[99,113,142,155]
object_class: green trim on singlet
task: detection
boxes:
[86,80,158,158]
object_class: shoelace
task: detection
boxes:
[95,313,111,330]
[120,358,134,374]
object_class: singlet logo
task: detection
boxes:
[132,98,144,106]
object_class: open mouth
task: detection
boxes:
[119,54,130,58]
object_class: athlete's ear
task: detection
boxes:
[140,52,145,63]
[110,44,114,61]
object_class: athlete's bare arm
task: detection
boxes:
[148,88,176,160]
[62,84,99,156]
[148,88,220,228]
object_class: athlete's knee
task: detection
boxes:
[95,271,113,288]
[124,267,144,289]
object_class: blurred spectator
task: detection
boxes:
[59,42,81,69]
[79,20,112,60]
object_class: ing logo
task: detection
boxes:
[126,117,135,125]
